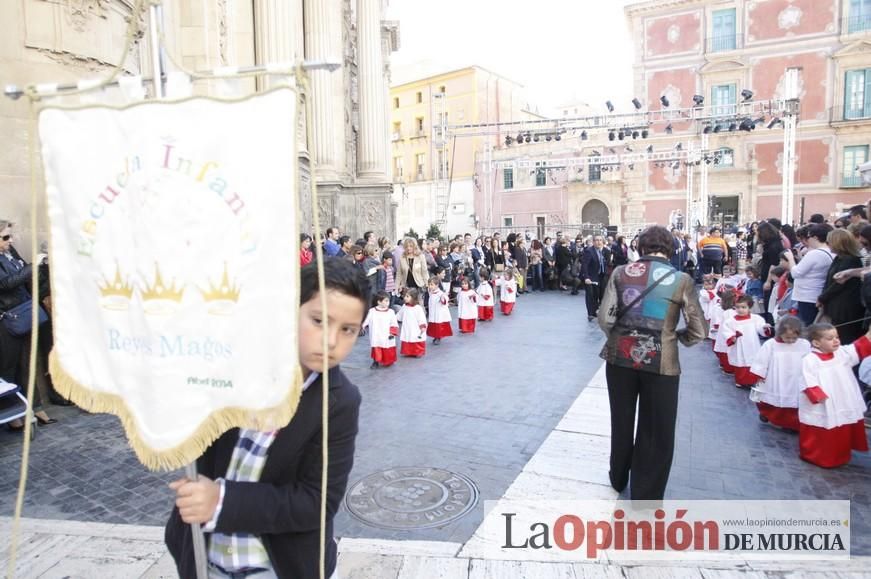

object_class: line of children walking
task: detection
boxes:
[700,273,870,469]
[361,267,518,368]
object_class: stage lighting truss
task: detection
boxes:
[491,147,722,172]
[448,98,797,143]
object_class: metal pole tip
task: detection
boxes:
[4,85,23,100]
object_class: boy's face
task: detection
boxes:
[377,297,390,309]
[734,303,750,316]
[383,257,392,268]
[813,329,840,353]
[437,271,445,280]
[298,290,365,375]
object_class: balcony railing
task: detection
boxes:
[844,14,871,34]
[707,33,744,53]
[842,173,868,188]
[830,106,871,123]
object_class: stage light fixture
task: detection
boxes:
[632,130,639,139]
[767,118,781,129]
[665,123,673,134]
[705,156,712,164]
[606,100,615,112]
[545,134,552,141]
[505,136,513,146]
[693,95,704,106]
[628,163,635,170]
[581,130,588,141]
[671,161,680,169]
[608,131,615,141]
[525,133,532,143]
[608,147,617,155]
[555,133,561,141]
[703,124,712,134]
[632,98,643,110]
[624,146,633,153]
[646,145,654,154]
[660,95,670,107]
[618,130,625,140]
[753,116,765,128]
[533,134,540,142]
[517,133,524,143]
[739,118,754,132]
[641,129,649,138]
[674,142,683,151]
[713,124,722,133]
[741,89,753,102]
[728,122,737,132]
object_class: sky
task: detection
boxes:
[386,0,641,116]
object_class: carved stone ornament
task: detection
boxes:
[317,197,333,229]
[667,24,681,44]
[778,5,803,30]
[64,0,108,32]
[360,199,385,227]
[218,0,228,65]
[37,48,114,74]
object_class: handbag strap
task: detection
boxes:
[616,264,676,321]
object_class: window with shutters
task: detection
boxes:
[845,69,871,120]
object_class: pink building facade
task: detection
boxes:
[478,0,871,234]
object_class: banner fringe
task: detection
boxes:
[48,350,303,472]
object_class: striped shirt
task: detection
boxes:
[384,265,396,294]
[205,372,319,573]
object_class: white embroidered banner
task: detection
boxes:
[38,87,301,470]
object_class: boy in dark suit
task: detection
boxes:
[165,258,370,579]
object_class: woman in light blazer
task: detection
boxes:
[395,237,428,291]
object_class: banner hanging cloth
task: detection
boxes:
[38,87,302,471]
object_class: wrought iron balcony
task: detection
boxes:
[830,106,871,123]
[844,14,871,35]
[841,174,868,188]
[707,34,744,53]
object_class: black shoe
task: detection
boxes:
[370,361,379,370]
[50,396,74,406]
[588,316,595,321]
[433,338,441,345]
[571,291,578,296]
[758,414,769,423]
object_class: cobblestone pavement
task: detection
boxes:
[1,289,869,555]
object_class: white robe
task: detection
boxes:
[699,288,716,321]
[427,289,452,324]
[708,297,724,340]
[800,346,868,429]
[476,281,494,304]
[722,314,770,367]
[495,277,517,303]
[713,309,736,354]
[457,289,478,320]
[362,307,399,349]
[750,338,811,408]
[397,304,427,343]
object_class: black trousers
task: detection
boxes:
[606,363,680,500]
[584,281,602,317]
[699,258,723,276]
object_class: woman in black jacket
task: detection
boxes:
[757,221,784,324]
[818,229,865,343]
[0,221,55,427]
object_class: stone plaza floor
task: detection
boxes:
[1,290,869,577]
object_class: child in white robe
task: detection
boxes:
[426,276,453,344]
[799,323,871,468]
[396,289,427,357]
[749,315,809,431]
[712,288,737,374]
[476,266,495,321]
[495,269,517,316]
[722,295,773,387]
[698,275,717,336]
[456,278,478,334]
[361,291,399,369]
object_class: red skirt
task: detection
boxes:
[400,340,426,357]
[733,365,757,387]
[458,318,476,333]
[716,352,734,373]
[371,346,397,367]
[478,305,494,321]
[426,321,453,339]
[756,402,799,431]
[799,420,869,468]
[500,302,515,316]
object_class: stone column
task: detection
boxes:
[356,0,387,180]
[254,0,305,152]
[304,0,344,179]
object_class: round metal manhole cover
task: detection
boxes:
[344,467,479,530]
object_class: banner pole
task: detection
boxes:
[184,463,209,579]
